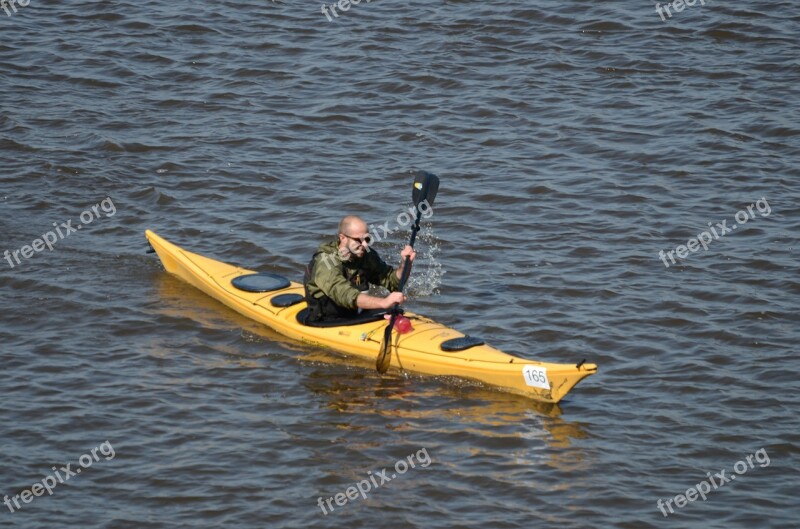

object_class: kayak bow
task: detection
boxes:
[145,230,597,403]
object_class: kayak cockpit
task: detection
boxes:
[295,308,388,328]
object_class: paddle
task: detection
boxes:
[376,171,440,374]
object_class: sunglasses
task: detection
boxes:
[344,233,372,246]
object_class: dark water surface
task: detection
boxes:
[1,1,798,527]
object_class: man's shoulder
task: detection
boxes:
[316,239,338,252]
[313,241,343,270]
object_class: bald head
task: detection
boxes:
[337,215,370,259]
[338,215,367,236]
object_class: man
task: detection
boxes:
[303,215,415,323]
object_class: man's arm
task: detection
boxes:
[366,247,415,292]
[314,254,404,310]
[313,256,362,310]
[357,291,406,310]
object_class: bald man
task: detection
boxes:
[303,215,416,323]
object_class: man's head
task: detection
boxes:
[338,215,371,259]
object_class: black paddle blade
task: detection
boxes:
[413,171,440,208]
[376,320,394,373]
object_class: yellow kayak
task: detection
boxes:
[145,230,597,403]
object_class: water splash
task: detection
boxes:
[402,221,444,298]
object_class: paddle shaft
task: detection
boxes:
[377,171,439,374]
[376,208,422,373]
[393,207,423,307]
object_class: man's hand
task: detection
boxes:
[396,245,416,282]
[400,245,416,264]
[383,291,407,309]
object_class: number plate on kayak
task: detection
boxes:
[522,365,550,389]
